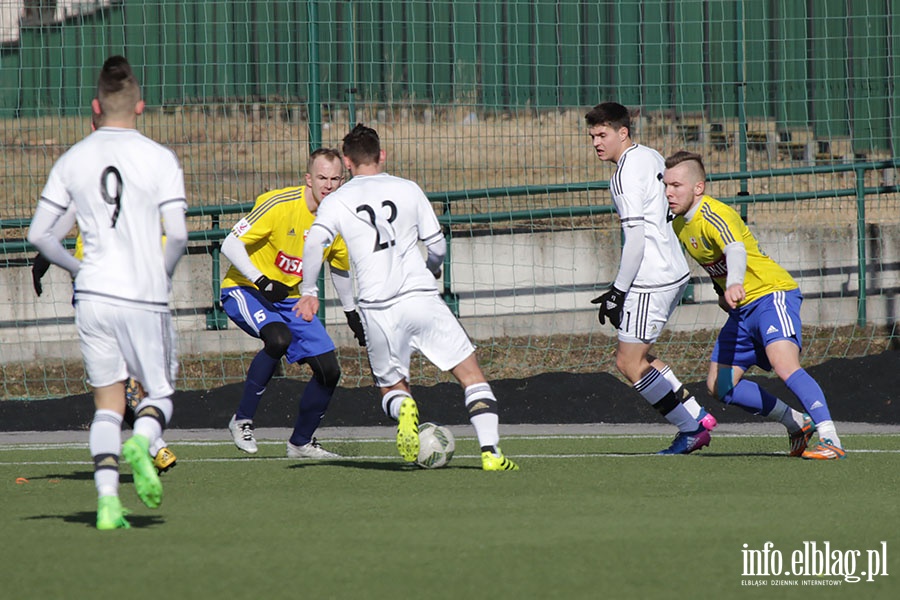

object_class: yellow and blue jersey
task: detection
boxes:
[221,185,349,296]
[672,195,797,306]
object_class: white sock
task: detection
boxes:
[381,389,411,420]
[90,409,122,497]
[815,420,841,447]
[133,397,173,449]
[149,437,167,456]
[659,366,701,418]
[636,369,699,433]
[767,401,805,432]
[465,383,499,449]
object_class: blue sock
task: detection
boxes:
[236,350,280,421]
[290,377,334,446]
[721,380,779,416]
[785,368,832,424]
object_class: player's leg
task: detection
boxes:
[365,304,420,462]
[709,313,815,456]
[119,307,174,509]
[448,354,519,471]
[221,287,292,454]
[286,351,342,459]
[76,300,130,529]
[409,295,518,470]
[92,382,130,530]
[124,378,176,473]
[653,361,717,431]
[616,289,708,453]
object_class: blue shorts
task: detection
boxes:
[711,289,803,372]
[221,286,335,364]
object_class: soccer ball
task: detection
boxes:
[416,422,455,469]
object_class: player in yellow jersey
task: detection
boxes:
[220,148,363,459]
[664,150,845,459]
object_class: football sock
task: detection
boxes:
[814,420,841,447]
[149,437,167,456]
[720,380,778,415]
[658,366,702,419]
[635,368,699,433]
[766,400,806,432]
[785,368,833,425]
[236,350,280,420]
[382,389,411,420]
[90,409,122,498]
[133,397,172,451]
[465,382,500,448]
[290,377,333,446]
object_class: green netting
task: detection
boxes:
[0,1,897,400]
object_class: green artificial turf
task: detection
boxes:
[1,433,897,599]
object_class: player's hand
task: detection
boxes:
[723,283,746,310]
[31,253,51,296]
[591,286,626,329]
[344,310,366,346]
[293,295,319,322]
[254,275,291,303]
[430,267,442,279]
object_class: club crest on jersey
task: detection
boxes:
[690,236,698,249]
[232,218,251,238]
[275,251,303,276]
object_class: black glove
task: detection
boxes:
[32,253,51,296]
[254,275,291,303]
[345,309,366,346]
[590,286,626,329]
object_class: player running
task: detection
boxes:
[294,124,518,471]
[664,150,844,459]
[27,55,188,529]
[220,148,363,459]
[586,102,716,454]
[32,205,177,474]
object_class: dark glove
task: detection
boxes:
[590,286,626,329]
[32,253,51,296]
[345,309,366,346]
[254,275,291,303]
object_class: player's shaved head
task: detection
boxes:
[665,150,706,183]
[307,147,342,173]
[96,55,141,118]
[342,124,381,167]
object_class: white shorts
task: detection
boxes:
[361,294,475,387]
[617,281,688,344]
[76,300,177,398]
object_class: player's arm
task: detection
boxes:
[27,202,81,277]
[721,241,748,309]
[330,268,366,346]
[591,217,643,329]
[160,201,188,278]
[423,232,445,278]
[295,223,333,321]
[32,204,78,295]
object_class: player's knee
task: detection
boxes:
[260,322,291,358]
[309,351,341,389]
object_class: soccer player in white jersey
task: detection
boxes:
[586,102,715,454]
[27,56,188,529]
[295,124,518,471]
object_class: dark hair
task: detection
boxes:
[342,124,381,166]
[307,147,342,173]
[96,55,140,115]
[665,150,706,180]
[584,102,631,136]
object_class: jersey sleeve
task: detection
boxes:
[700,202,743,250]
[324,233,351,271]
[230,194,275,246]
[611,160,649,228]
[38,161,73,215]
[157,149,187,210]
[414,183,442,243]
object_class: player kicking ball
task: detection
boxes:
[295,124,518,471]
[664,150,844,459]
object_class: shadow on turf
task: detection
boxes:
[287,460,482,471]
[24,471,142,483]
[25,511,165,529]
